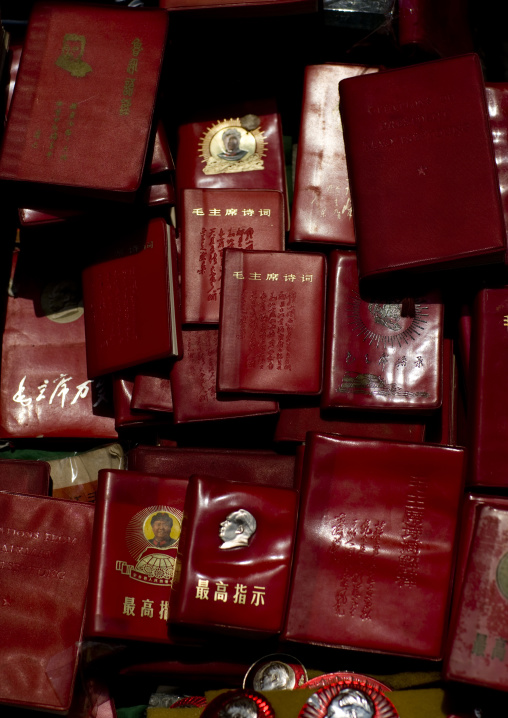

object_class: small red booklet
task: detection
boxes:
[181,188,284,324]
[0,459,51,495]
[112,371,171,429]
[398,0,473,58]
[131,362,174,414]
[217,249,326,395]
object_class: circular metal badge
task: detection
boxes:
[202,690,275,718]
[298,682,398,718]
[496,551,508,600]
[171,696,207,708]
[243,654,308,691]
[300,673,392,695]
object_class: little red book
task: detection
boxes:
[131,362,174,414]
[321,250,444,412]
[339,54,506,280]
[0,3,169,202]
[181,188,284,324]
[289,63,378,247]
[112,372,171,429]
[486,83,508,263]
[159,0,318,16]
[217,249,326,395]
[398,0,473,58]
[0,492,94,712]
[82,218,182,379]
[85,469,188,643]
[283,433,465,658]
[0,459,51,495]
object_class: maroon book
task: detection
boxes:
[398,0,473,58]
[159,0,318,16]
[486,83,508,264]
[113,372,171,429]
[181,188,284,324]
[423,337,458,445]
[322,250,443,412]
[217,249,326,395]
[131,362,174,414]
[283,433,465,658]
[0,459,50,496]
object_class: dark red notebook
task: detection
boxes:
[181,188,284,323]
[321,250,444,412]
[340,54,506,280]
[398,0,473,58]
[283,433,465,658]
[82,218,182,379]
[0,459,51,496]
[217,249,326,395]
[85,469,188,643]
[112,372,171,429]
[0,492,94,712]
[131,362,174,414]
[486,83,508,263]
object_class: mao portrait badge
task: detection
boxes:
[219,508,257,550]
[201,690,275,718]
[298,679,398,718]
[200,115,266,176]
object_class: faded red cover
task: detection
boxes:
[127,445,297,489]
[131,362,174,414]
[83,218,182,379]
[322,250,443,412]
[85,469,188,643]
[0,242,116,439]
[217,249,326,395]
[290,64,378,246]
[171,329,278,423]
[0,492,94,712]
[398,0,473,57]
[169,475,298,637]
[283,433,465,658]
[340,54,506,280]
[445,505,508,690]
[0,3,168,202]
[159,0,317,16]
[112,372,170,429]
[0,459,50,495]
[182,189,284,324]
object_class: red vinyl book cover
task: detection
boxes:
[170,328,279,423]
[289,64,378,246]
[159,0,318,16]
[486,83,508,263]
[321,250,444,412]
[181,188,284,324]
[339,54,506,280]
[217,249,326,395]
[423,337,458,445]
[0,459,51,496]
[82,218,182,379]
[0,492,94,712]
[112,371,171,429]
[0,3,169,201]
[85,469,188,643]
[398,0,473,58]
[282,433,465,658]
[131,362,174,414]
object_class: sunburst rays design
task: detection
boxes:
[125,505,183,561]
[199,118,266,165]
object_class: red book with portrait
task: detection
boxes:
[283,433,465,658]
[0,459,51,496]
[0,492,94,712]
[217,248,326,395]
[181,188,284,324]
[321,250,443,412]
[85,469,188,644]
[0,2,169,202]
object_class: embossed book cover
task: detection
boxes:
[0,3,169,201]
[84,469,188,643]
[0,459,51,496]
[283,433,465,658]
[321,250,443,412]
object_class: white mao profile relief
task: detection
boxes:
[325,689,375,718]
[219,509,257,550]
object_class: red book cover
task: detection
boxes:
[0,3,169,202]
[112,372,171,429]
[339,54,506,280]
[169,475,298,637]
[171,328,278,423]
[0,492,94,712]
[283,433,465,658]
[181,189,284,324]
[289,64,378,247]
[82,218,182,379]
[159,0,318,16]
[445,505,508,691]
[423,337,458,445]
[131,362,174,414]
[0,459,50,496]
[217,249,326,395]
[398,0,473,58]
[85,469,188,643]
[322,250,444,412]
[486,83,508,263]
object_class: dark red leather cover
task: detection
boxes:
[82,218,182,379]
[0,459,51,496]
[423,337,458,445]
[0,492,94,711]
[283,433,465,658]
[289,64,378,247]
[112,372,170,429]
[322,250,443,411]
[182,189,284,324]
[131,362,174,414]
[170,328,278,423]
[217,249,326,395]
[151,121,174,176]
[169,475,298,637]
[340,54,506,279]
[85,469,188,643]
[398,0,473,57]
[0,3,168,201]
[127,445,297,489]
[486,83,508,263]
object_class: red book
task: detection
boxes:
[0,492,94,712]
[486,83,508,264]
[131,362,174,414]
[170,329,278,423]
[339,54,506,280]
[398,0,473,58]
[159,0,318,16]
[289,64,378,247]
[0,459,50,495]
[82,218,182,379]
[423,337,458,445]
[169,475,298,638]
[217,249,326,395]
[85,469,188,643]
[0,3,168,202]
[181,189,284,324]
[321,250,444,412]
[112,372,171,429]
[283,433,465,658]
